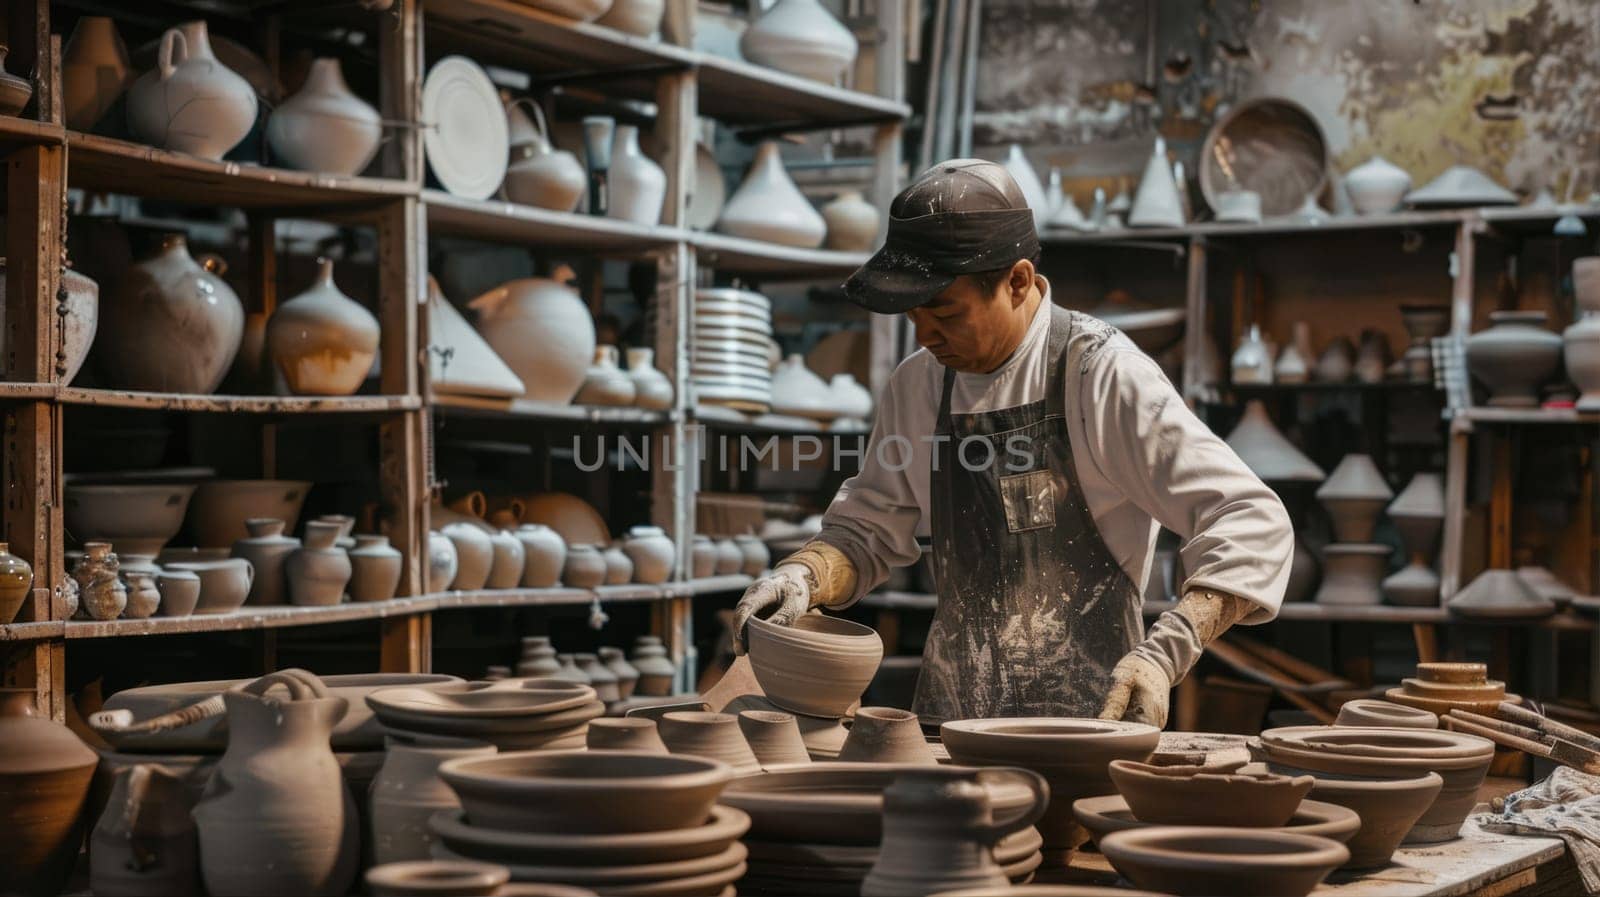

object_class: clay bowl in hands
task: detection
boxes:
[1107,759,1314,827]
[1071,794,1359,847]
[429,804,752,866]
[437,749,734,834]
[1099,826,1349,897]
[1334,698,1438,729]
[1307,771,1443,869]
[745,613,883,718]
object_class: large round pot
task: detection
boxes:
[1343,156,1411,215]
[350,535,403,602]
[623,525,675,584]
[746,613,883,717]
[822,190,879,252]
[468,277,595,405]
[1312,544,1390,606]
[98,234,244,394]
[126,21,257,160]
[8,261,104,386]
[230,517,299,606]
[265,259,379,396]
[441,522,493,591]
[65,481,197,555]
[739,0,858,84]
[1307,772,1443,869]
[188,479,311,548]
[266,58,381,176]
[515,524,566,588]
[715,142,826,248]
[0,689,99,897]
[62,16,131,132]
[1465,310,1563,407]
[521,493,610,545]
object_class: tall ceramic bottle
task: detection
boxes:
[126,21,257,160]
[100,235,244,394]
[607,126,667,225]
[192,670,359,897]
[265,259,380,396]
[62,15,131,131]
[0,689,98,896]
[716,142,826,248]
[266,58,382,176]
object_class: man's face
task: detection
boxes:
[905,262,1030,373]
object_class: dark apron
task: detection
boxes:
[912,305,1143,723]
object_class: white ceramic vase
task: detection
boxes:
[267,58,381,176]
[1344,156,1411,215]
[739,0,858,84]
[126,21,257,161]
[822,190,879,251]
[829,373,872,418]
[607,125,667,225]
[468,275,596,404]
[1565,311,1600,411]
[99,234,244,394]
[623,526,675,584]
[575,345,637,406]
[265,259,380,396]
[770,354,835,420]
[1230,324,1273,385]
[596,0,665,37]
[716,142,825,248]
[1001,144,1048,231]
[504,100,586,213]
[62,16,131,132]
[626,347,674,410]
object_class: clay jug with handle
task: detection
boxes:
[191,669,358,897]
[125,21,257,160]
[90,763,200,896]
[862,766,1050,897]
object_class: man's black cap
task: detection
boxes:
[842,158,1041,314]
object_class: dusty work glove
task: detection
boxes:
[1100,653,1171,727]
[1099,587,1256,728]
[732,564,813,655]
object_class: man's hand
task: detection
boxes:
[1098,652,1171,727]
[732,564,813,655]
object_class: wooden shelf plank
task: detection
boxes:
[432,587,601,610]
[0,620,65,642]
[0,382,58,401]
[0,116,65,151]
[690,403,870,435]
[58,387,420,414]
[671,574,754,595]
[1042,208,1471,245]
[423,190,689,254]
[64,595,438,639]
[693,55,911,131]
[432,393,672,424]
[1454,407,1600,425]
[691,232,868,279]
[66,132,416,209]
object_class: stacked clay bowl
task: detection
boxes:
[723,763,1046,895]
[1258,725,1494,844]
[1335,698,1438,729]
[942,718,1161,862]
[1099,827,1350,897]
[435,750,746,895]
[366,678,603,750]
[1385,662,1511,717]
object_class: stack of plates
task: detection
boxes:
[693,288,775,412]
[365,678,604,750]
[435,751,747,896]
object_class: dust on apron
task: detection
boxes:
[912,305,1143,723]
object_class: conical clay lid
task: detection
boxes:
[1224,401,1324,482]
[1128,137,1185,228]
[1448,568,1556,618]
[427,277,526,398]
[1389,472,1445,520]
[1316,454,1392,502]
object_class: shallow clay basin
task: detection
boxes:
[1071,794,1359,847]
[366,678,596,717]
[942,717,1160,857]
[1107,759,1313,826]
[1308,771,1443,868]
[1334,698,1438,729]
[430,805,750,866]
[438,749,733,833]
[746,614,883,718]
[1099,826,1349,897]
[930,886,1169,897]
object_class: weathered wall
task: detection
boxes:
[972,0,1600,200]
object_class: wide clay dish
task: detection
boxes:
[743,826,1041,881]
[1308,771,1443,868]
[942,717,1160,855]
[1071,794,1359,847]
[435,841,748,887]
[367,678,596,717]
[745,614,883,718]
[438,749,733,834]
[430,805,750,865]
[1107,759,1313,827]
[1099,826,1348,897]
[1334,698,1438,729]
[931,887,1170,897]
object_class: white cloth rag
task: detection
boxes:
[1476,766,1600,894]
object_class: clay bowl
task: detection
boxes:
[1383,687,1511,718]
[1071,794,1359,848]
[1107,759,1314,827]
[430,805,751,866]
[1260,726,1494,762]
[1308,771,1443,869]
[438,749,733,834]
[64,482,197,555]
[942,717,1160,857]
[1399,676,1506,701]
[586,717,668,753]
[367,679,597,717]
[1099,826,1349,897]
[369,700,604,750]
[658,711,761,774]
[745,614,883,718]
[931,886,1170,897]
[721,762,1043,846]
[434,840,747,888]
[1335,699,1438,729]
[366,860,508,896]
[187,479,312,548]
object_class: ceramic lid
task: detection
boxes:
[1447,568,1556,618]
[1224,401,1325,482]
[1388,472,1445,520]
[1316,454,1393,502]
[1405,165,1517,207]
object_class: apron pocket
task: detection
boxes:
[999,469,1056,533]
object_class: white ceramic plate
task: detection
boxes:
[692,348,773,366]
[696,287,771,311]
[694,382,772,403]
[692,364,772,380]
[695,301,772,323]
[695,322,773,341]
[687,143,726,231]
[423,56,509,201]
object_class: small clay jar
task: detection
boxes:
[349,534,403,602]
[286,519,352,606]
[426,532,457,593]
[316,513,358,550]
[658,710,761,773]
[156,569,201,617]
[734,534,771,576]
[553,653,590,684]
[231,517,299,606]
[737,709,811,765]
[586,717,668,752]
[516,643,561,677]
[563,543,607,589]
[714,538,743,575]
[515,524,566,587]
[575,652,621,703]
[838,706,936,765]
[74,541,127,620]
[602,543,634,585]
[598,646,640,698]
[632,643,677,696]
[0,541,33,626]
[691,535,718,579]
[122,570,162,619]
[440,522,493,591]
[623,525,675,584]
[483,529,526,590]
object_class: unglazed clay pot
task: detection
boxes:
[369,733,496,865]
[632,642,676,696]
[737,709,811,765]
[482,529,526,590]
[0,542,33,625]
[1466,310,1563,407]
[1343,156,1411,215]
[441,522,493,591]
[504,100,586,213]
[739,0,858,83]
[563,543,607,589]
[1565,310,1600,410]
[734,534,771,576]
[1313,544,1390,606]
[365,860,510,897]
[6,261,104,387]
[623,525,675,584]
[1307,771,1443,869]
[747,613,884,717]
[1099,827,1347,897]
[1335,698,1438,730]
[830,373,874,419]
[716,142,826,248]
[691,535,718,578]
[942,718,1161,861]
[839,707,935,765]
[427,531,458,593]
[1314,336,1355,382]
[517,641,561,678]
[75,541,128,620]
[596,0,665,36]
[470,276,595,405]
[63,16,132,131]
[598,647,639,698]
[90,762,199,897]
[266,259,379,396]
[230,517,298,606]
[126,21,257,160]
[0,689,98,896]
[554,654,589,684]
[586,717,668,752]
[189,479,311,549]
[607,125,667,225]
[100,235,244,394]
[1223,401,1324,482]
[267,58,381,176]
[192,671,359,896]
[1385,472,1444,607]
[122,569,162,619]
[714,538,743,575]
[863,765,1049,897]
[350,535,403,602]
[822,190,880,252]
[515,524,566,587]
[163,558,252,615]
[659,710,761,773]
[156,569,201,617]
[1316,454,1392,542]
[626,347,674,410]
[286,519,351,606]
[1400,304,1449,384]
[575,345,637,406]
[576,653,621,702]
[1070,794,1357,850]
[1107,759,1312,827]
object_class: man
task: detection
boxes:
[732,159,1293,726]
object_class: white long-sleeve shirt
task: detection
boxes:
[817,282,1292,624]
